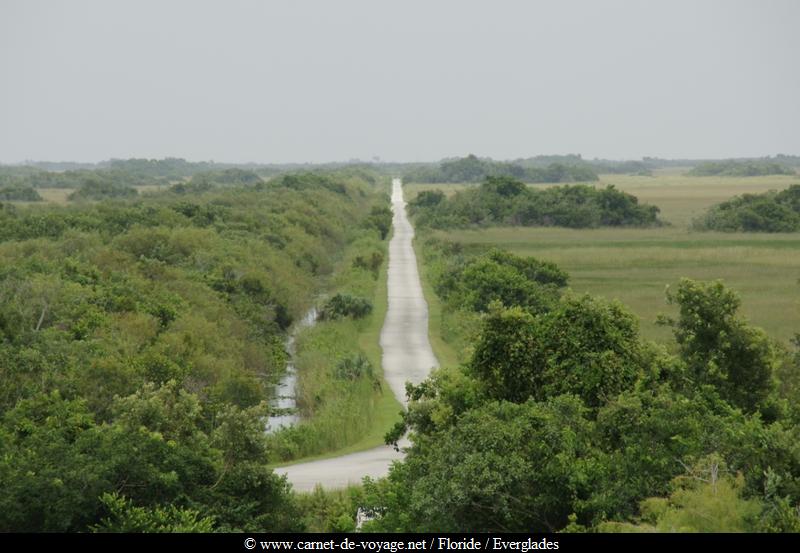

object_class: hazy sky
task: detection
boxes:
[1,0,798,163]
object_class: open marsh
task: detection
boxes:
[411,173,800,344]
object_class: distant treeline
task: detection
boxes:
[694,184,800,232]
[402,154,800,184]
[402,154,599,184]
[0,168,160,189]
[0,162,384,205]
[408,176,662,229]
[3,154,800,188]
[0,166,276,202]
[688,160,796,177]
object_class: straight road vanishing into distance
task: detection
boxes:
[275,178,439,491]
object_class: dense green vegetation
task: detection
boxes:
[186,168,263,188]
[0,168,161,190]
[69,178,139,201]
[408,176,662,229]
[403,154,598,184]
[265,226,401,461]
[688,160,795,177]
[106,158,221,180]
[0,169,390,531]
[0,185,42,201]
[318,294,373,321]
[363,235,800,532]
[0,159,270,191]
[694,184,800,232]
[3,156,800,533]
[416,173,800,345]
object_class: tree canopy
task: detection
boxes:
[694,185,800,232]
[409,177,662,229]
[0,169,389,531]
[403,154,598,184]
[367,240,800,533]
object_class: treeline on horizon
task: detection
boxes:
[401,154,601,184]
[408,176,662,229]
[2,153,798,183]
[688,160,797,177]
[0,155,796,206]
[0,163,385,202]
[0,169,392,532]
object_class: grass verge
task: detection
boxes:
[267,228,403,465]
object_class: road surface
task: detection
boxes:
[274,178,438,491]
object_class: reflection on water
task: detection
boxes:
[265,307,317,432]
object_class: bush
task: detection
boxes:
[332,353,375,381]
[402,154,599,184]
[694,185,800,232]
[318,294,373,320]
[688,160,795,177]
[69,178,138,201]
[0,186,42,201]
[409,177,661,229]
[352,251,384,278]
[365,205,392,239]
[434,248,568,315]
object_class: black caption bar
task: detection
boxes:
[1,532,799,552]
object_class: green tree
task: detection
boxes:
[469,297,643,408]
[92,493,214,533]
[365,205,393,240]
[468,304,544,403]
[663,279,777,414]
[367,396,599,532]
[599,457,761,533]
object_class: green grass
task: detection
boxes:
[408,173,800,346]
[414,236,460,369]
[30,188,71,204]
[268,228,404,466]
[595,172,799,227]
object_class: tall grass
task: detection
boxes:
[408,173,800,346]
[266,232,403,463]
[435,225,800,345]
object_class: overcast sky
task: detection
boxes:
[1,0,798,164]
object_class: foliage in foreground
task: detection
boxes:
[0,170,389,531]
[365,239,800,532]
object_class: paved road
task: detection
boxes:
[274,178,438,491]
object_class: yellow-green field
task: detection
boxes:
[409,173,800,345]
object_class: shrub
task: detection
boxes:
[694,185,800,232]
[409,178,661,229]
[69,178,138,201]
[0,186,42,201]
[688,160,795,177]
[332,353,374,381]
[352,251,384,278]
[402,154,599,184]
[318,294,373,320]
